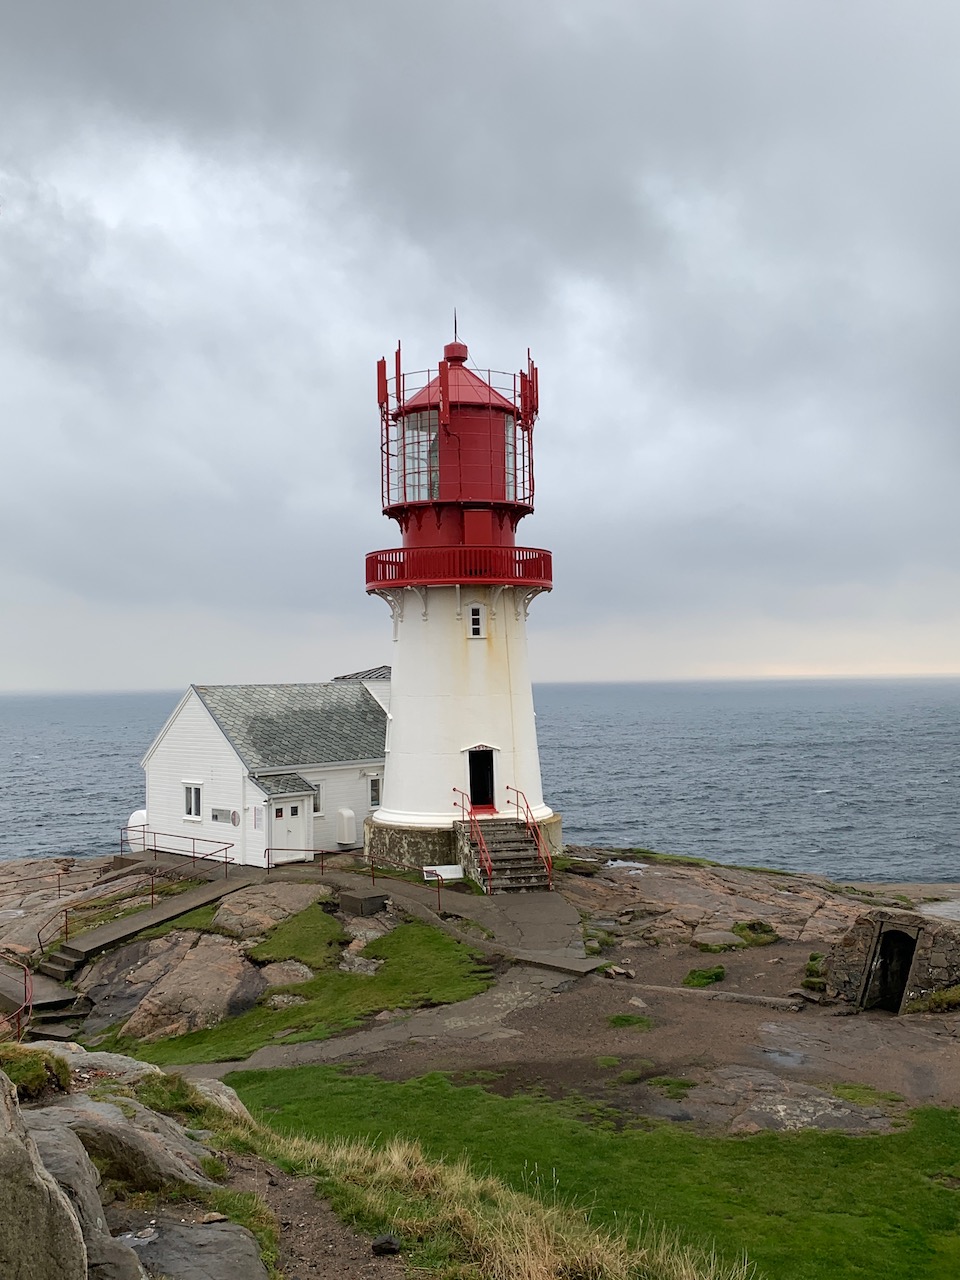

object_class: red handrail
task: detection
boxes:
[265,847,337,873]
[505,785,553,888]
[37,873,160,955]
[422,868,445,913]
[0,954,33,1043]
[452,788,493,893]
[120,826,235,879]
[0,869,91,900]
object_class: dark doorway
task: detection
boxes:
[468,748,495,808]
[864,929,917,1013]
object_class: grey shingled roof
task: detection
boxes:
[253,773,315,797]
[193,683,386,771]
[332,665,391,682]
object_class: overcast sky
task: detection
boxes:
[2,1,959,692]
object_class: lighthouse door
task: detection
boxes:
[468,749,495,809]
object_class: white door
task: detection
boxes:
[270,800,307,863]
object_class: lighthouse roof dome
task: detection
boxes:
[401,344,516,415]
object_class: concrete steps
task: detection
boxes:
[475,820,551,893]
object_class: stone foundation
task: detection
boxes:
[363,811,563,886]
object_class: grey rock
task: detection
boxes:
[189,1078,254,1123]
[26,1041,164,1082]
[119,933,268,1041]
[372,1232,402,1255]
[212,882,329,938]
[23,1111,147,1280]
[75,934,200,1033]
[35,1093,218,1192]
[260,959,314,986]
[0,1069,87,1280]
[133,1220,268,1280]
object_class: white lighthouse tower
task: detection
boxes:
[364,337,559,890]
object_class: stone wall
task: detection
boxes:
[827,908,960,1011]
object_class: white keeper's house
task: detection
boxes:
[135,668,389,867]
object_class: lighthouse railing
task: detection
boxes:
[366,545,552,590]
[452,788,493,893]
[505,786,553,889]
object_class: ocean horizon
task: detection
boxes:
[1,676,958,882]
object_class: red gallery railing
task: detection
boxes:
[505,785,553,888]
[366,545,552,591]
[453,788,494,893]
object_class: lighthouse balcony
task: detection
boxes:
[366,545,552,591]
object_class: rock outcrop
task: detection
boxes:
[1,1045,273,1279]
[0,1069,88,1280]
[211,882,330,938]
[36,1093,219,1192]
[24,1109,148,1280]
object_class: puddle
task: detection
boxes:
[762,1047,807,1069]
[607,860,647,874]
[0,909,25,922]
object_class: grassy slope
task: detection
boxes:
[227,1065,960,1280]
[113,921,493,1064]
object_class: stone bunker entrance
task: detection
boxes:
[829,908,960,1015]
[862,927,918,1012]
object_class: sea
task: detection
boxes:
[0,679,958,882]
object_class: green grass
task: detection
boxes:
[647,1076,697,1100]
[831,1083,904,1108]
[227,1063,960,1280]
[106,922,493,1064]
[683,965,726,988]
[906,986,960,1014]
[247,902,346,968]
[137,901,223,940]
[731,920,780,947]
[596,1056,621,1069]
[0,1044,70,1100]
[607,1013,653,1030]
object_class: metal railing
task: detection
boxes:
[0,868,98,901]
[506,785,553,888]
[0,954,33,1043]
[120,826,235,878]
[366,544,552,591]
[452,788,493,893]
[265,847,338,873]
[37,873,161,956]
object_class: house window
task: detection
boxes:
[290,805,299,817]
[275,807,283,819]
[369,776,381,808]
[468,604,486,638]
[253,807,264,831]
[313,782,326,815]
[184,785,201,820]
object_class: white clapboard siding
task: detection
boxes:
[298,763,382,849]
[144,689,253,865]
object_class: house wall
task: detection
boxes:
[293,762,382,850]
[144,690,265,867]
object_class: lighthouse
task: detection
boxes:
[364,337,560,890]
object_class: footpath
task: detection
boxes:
[175,869,603,1081]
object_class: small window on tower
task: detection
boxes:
[468,604,486,639]
[275,807,283,819]
[290,805,299,817]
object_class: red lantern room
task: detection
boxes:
[365,342,553,592]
